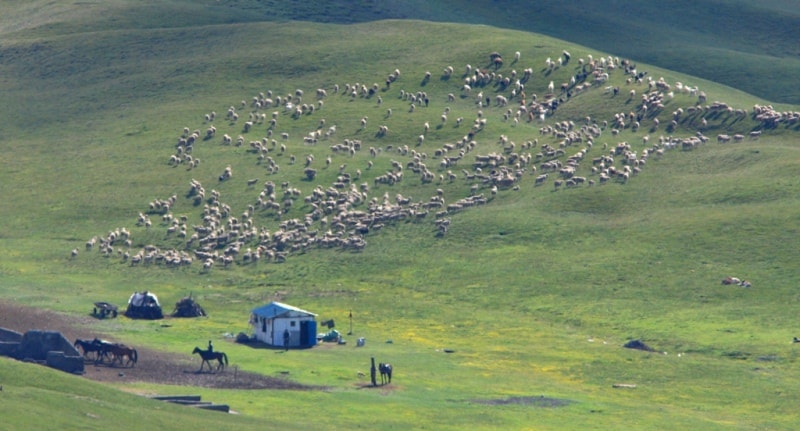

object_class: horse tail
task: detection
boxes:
[132,348,138,364]
[222,352,228,365]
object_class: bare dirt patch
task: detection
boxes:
[470,395,575,407]
[0,300,319,390]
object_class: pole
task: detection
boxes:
[348,309,353,335]
[370,357,377,387]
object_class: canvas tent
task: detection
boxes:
[125,291,163,319]
[250,302,317,348]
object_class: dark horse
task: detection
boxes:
[107,343,138,367]
[379,363,393,385]
[74,338,110,362]
[192,346,228,372]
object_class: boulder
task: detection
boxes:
[623,339,655,352]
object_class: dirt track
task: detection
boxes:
[0,300,315,390]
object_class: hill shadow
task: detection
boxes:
[216,0,800,104]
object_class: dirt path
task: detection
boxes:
[0,300,314,390]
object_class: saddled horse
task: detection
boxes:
[106,343,138,367]
[192,346,228,372]
[74,338,111,362]
[379,363,393,385]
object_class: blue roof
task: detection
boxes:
[251,301,316,319]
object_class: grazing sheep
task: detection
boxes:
[219,165,233,181]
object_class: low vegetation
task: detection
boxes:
[1,1,799,430]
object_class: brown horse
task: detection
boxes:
[107,343,138,367]
[192,346,228,372]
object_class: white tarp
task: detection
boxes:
[128,291,160,307]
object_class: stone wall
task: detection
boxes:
[0,327,22,342]
[0,328,83,374]
[47,350,85,374]
[16,330,80,360]
[0,327,22,356]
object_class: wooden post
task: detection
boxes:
[348,310,353,335]
[370,357,377,387]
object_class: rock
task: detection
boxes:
[623,339,655,352]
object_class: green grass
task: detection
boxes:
[1,1,800,430]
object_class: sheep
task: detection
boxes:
[219,165,233,181]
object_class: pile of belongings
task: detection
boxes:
[172,295,207,318]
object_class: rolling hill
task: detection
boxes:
[1,1,800,430]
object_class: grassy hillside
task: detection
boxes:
[97,0,799,105]
[1,1,800,430]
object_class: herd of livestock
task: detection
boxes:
[69,48,800,271]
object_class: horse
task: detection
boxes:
[192,346,228,372]
[379,363,392,385]
[107,343,138,367]
[74,338,109,362]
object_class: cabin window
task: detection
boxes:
[290,320,296,327]
[262,318,266,332]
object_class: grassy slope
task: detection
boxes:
[182,0,800,105]
[0,357,269,431]
[1,1,800,430]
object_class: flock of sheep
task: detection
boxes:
[71,47,799,271]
